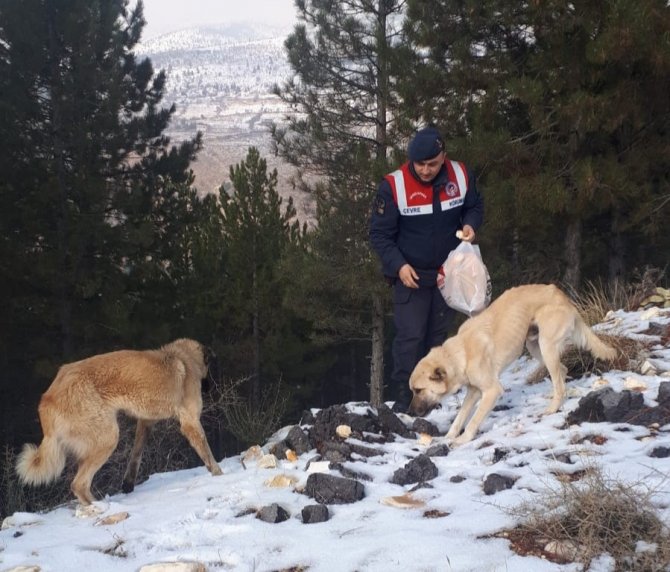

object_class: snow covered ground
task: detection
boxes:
[1,307,669,572]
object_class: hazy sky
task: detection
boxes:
[138,0,297,38]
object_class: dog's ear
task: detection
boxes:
[429,366,447,382]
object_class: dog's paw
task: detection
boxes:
[450,434,475,447]
[75,502,107,519]
[211,465,223,476]
[543,403,562,415]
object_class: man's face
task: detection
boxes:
[413,152,445,183]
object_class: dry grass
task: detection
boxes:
[503,465,670,570]
[527,333,649,385]
[1,444,73,517]
[568,267,665,326]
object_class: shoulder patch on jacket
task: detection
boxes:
[374,196,386,215]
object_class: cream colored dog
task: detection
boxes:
[16,338,222,505]
[408,284,617,445]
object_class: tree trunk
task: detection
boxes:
[369,291,385,407]
[563,218,582,290]
[48,5,73,359]
[251,262,261,409]
[369,0,389,408]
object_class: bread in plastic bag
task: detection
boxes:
[438,241,491,316]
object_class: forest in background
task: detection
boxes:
[1,0,669,468]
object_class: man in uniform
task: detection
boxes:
[369,126,484,411]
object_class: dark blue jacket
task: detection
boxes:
[369,159,483,286]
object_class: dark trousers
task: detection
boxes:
[391,283,454,400]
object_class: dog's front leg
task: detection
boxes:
[446,386,481,440]
[122,419,156,493]
[178,413,223,476]
[452,382,503,445]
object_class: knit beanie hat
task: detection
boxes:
[407,127,445,162]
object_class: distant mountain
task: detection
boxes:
[137,23,294,99]
[139,22,293,51]
[137,24,313,220]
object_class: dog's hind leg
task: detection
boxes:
[122,419,156,494]
[540,338,568,414]
[525,326,545,367]
[178,413,222,476]
[453,381,504,445]
[446,386,481,440]
[70,423,120,505]
[537,312,571,414]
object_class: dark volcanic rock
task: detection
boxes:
[426,443,450,457]
[412,417,441,436]
[649,446,670,458]
[309,405,380,447]
[305,473,365,505]
[269,440,291,459]
[390,454,438,486]
[376,403,413,438]
[319,440,352,463]
[256,503,290,523]
[492,448,509,463]
[333,463,374,482]
[349,442,384,458]
[300,409,316,425]
[567,385,670,426]
[483,473,516,495]
[567,387,644,424]
[286,425,311,455]
[301,504,330,524]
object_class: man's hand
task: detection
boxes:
[398,264,419,288]
[457,224,476,242]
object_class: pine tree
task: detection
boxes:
[402,0,670,289]
[218,147,304,409]
[272,0,406,405]
[0,0,201,371]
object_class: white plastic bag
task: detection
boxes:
[438,241,491,316]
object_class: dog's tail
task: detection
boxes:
[16,438,66,486]
[16,397,66,486]
[575,318,618,362]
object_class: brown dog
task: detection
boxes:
[16,338,222,505]
[408,284,617,445]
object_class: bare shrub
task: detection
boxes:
[222,378,290,447]
[1,445,72,518]
[505,465,670,570]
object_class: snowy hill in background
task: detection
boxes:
[137,24,313,219]
[137,24,293,98]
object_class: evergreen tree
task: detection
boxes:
[402,0,670,289]
[218,147,304,409]
[115,177,224,348]
[272,0,406,405]
[0,0,201,375]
